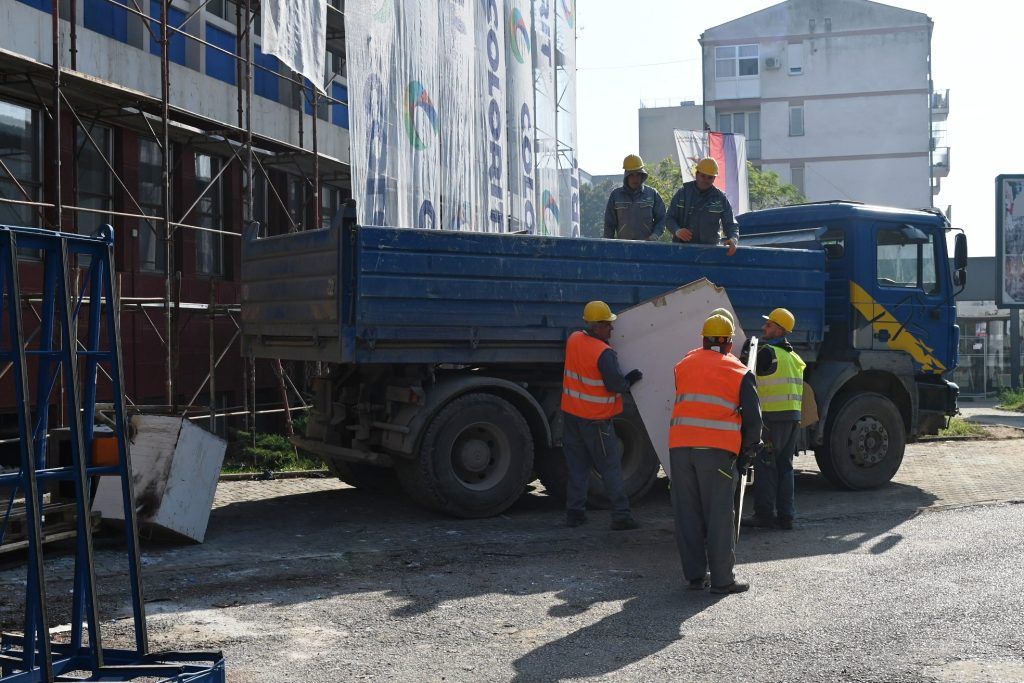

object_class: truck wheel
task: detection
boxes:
[327,460,400,494]
[535,411,660,508]
[823,393,905,489]
[396,393,534,518]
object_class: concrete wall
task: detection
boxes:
[700,0,934,209]
[637,104,705,168]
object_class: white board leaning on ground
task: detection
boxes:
[611,279,745,478]
[93,416,227,543]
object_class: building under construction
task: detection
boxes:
[0,0,580,448]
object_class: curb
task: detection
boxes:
[219,469,330,482]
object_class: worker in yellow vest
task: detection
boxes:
[561,301,643,530]
[741,307,806,531]
[669,314,762,594]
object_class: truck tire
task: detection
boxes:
[327,460,400,495]
[535,410,660,509]
[820,392,905,490]
[396,393,534,518]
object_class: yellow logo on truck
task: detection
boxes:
[850,281,946,374]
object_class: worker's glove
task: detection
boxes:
[624,369,643,386]
[736,447,756,472]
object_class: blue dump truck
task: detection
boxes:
[240,201,966,518]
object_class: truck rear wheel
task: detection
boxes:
[396,393,534,518]
[535,410,660,509]
[820,392,905,489]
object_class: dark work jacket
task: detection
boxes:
[665,181,739,245]
[603,182,667,241]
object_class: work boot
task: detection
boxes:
[687,573,711,591]
[776,517,794,530]
[566,512,587,528]
[741,515,776,529]
[710,580,750,595]
[610,516,639,531]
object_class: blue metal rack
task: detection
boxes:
[0,225,224,682]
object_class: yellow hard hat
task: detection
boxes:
[622,154,646,173]
[583,300,617,323]
[695,157,719,176]
[701,314,734,338]
[709,307,735,325]
[762,307,795,333]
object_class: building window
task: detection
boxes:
[717,111,760,159]
[138,138,168,272]
[75,124,113,239]
[715,44,758,79]
[321,185,341,229]
[787,42,803,75]
[790,165,805,194]
[876,227,938,294]
[789,105,804,136]
[207,0,261,35]
[0,100,42,233]
[287,174,307,229]
[195,154,224,275]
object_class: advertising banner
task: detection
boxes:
[996,174,1024,308]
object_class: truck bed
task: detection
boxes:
[241,224,827,364]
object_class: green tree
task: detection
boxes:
[579,178,615,238]
[747,161,806,210]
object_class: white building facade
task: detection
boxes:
[696,0,947,208]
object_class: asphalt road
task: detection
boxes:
[3,436,1024,682]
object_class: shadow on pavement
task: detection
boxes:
[0,465,940,681]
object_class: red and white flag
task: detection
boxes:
[673,130,749,214]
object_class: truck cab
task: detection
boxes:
[741,202,964,489]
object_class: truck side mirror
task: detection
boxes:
[953,232,967,270]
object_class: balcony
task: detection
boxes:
[931,89,949,121]
[931,146,950,179]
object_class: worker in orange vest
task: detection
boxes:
[561,301,643,530]
[669,313,762,594]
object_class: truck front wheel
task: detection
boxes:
[396,393,535,518]
[818,392,906,490]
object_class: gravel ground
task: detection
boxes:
[3,437,1024,682]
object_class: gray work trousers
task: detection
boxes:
[669,446,738,587]
[562,413,631,519]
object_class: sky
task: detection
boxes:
[575,0,1024,257]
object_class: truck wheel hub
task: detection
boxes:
[851,417,888,466]
[457,438,492,473]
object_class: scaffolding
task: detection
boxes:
[0,0,346,428]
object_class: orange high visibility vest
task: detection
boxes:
[669,348,747,454]
[561,331,624,420]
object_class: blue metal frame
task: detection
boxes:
[0,225,225,682]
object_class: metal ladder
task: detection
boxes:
[0,225,224,682]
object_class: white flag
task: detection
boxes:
[261,0,328,95]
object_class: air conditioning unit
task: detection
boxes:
[764,56,781,70]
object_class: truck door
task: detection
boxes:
[850,223,952,375]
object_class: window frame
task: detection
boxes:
[0,99,43,231]
[138,137,169,272]
[194,153,225,276]
[875,225,939,294]
[789,105,805,136]
[74,122,114,240]
[715,44,759,80]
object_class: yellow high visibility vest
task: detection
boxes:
[758,345,806,415]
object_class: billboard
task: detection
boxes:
[996,174,1024,308]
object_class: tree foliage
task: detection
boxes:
[579,178,616,238]
[747,162,806,210]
